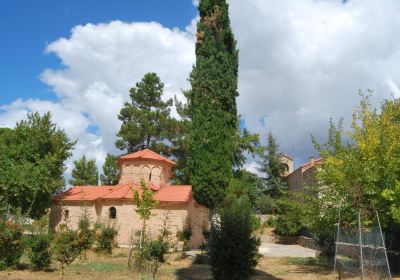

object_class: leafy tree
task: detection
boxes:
[258,132,287,198]
[115,73,174,155]
[209,197,260,280]
[100,153,120,185]
[188,0,240,210]
[305,93,400,238]
[69,156,98,186]
[0,112,75,218]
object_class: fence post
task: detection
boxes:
[333,204,342,279]
[376,211,392,279]
[358,211,365,280]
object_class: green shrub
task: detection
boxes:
[77,214,95,258]
[256,194,277,214]
[28,233,52,270]
[0,220,24,270]
[142,238,169,279]
[52,226,82,278]
[176,218,192,252]
[209,198,260,280]
[266,216,276,227]
[95,223,118,254]
[274,199,302,236]
[250,215,261,231]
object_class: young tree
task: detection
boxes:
[69,156,98,186]
[100,153,120,185]
[115,73,174,155]
[128,180,157,269]
[0,112,75,218]
[52,226,82,279]
[258,132,287,198]
[188,0,240,210]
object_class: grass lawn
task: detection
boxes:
[0,248,398,280]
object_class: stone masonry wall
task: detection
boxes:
[49,199,208,249]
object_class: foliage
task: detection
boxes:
[0,220,24,270]
[142,239,169,280]
[95,223,118,254]
[266,216,277,227]
[225,169,262,208]
[209,197,260,280]
[69,156,99,186]
[188,0,240,210]
[274,199,302,236]
[100,153,120,185]
[77,211,95,257]
[52,226,82,277]
[28,233,52,270]
[306,93,400,237]
[140,215,171,279]
[133,180,157,223]
[129,180,157,270]
[115,72,175,155]
[258,132,287,198]
[256,194,277,214]
[0,112,75,218]
[176,217,192,252]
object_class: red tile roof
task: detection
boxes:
[119,149,175,166]
[54,183,192,204]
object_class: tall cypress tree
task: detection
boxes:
[189,0,239,209]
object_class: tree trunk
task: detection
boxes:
[127,228,134,270]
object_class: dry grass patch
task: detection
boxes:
[0,248,399,280]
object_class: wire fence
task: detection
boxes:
[333,210,391,279]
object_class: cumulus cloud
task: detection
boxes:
[2,0,400,179]
[0,21,195,179]
[229,0,400,165]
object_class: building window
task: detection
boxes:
[64,209,69,220]
[109,207,116,219]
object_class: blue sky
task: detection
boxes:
[0,0,197,105]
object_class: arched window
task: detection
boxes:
[109,207,116,219]
[64,209,69,220]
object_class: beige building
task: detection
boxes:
[285,157,322,192]
[50,149,208,249]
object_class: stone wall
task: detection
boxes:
[49,199,208,249]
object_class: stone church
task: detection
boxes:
[50,149,208,249]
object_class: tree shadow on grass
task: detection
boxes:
[16,262,57,272]
[175,259,283,280]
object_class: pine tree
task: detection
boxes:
[100,153,120,185]
[188,0,240,210]
[69,156,98,186]
[258,132,287,198]
[115,73,174,155]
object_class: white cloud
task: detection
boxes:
[0,21,195,180]
[229,0,400,165]
[2,0,400,180]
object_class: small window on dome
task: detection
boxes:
[109,207,117,219]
